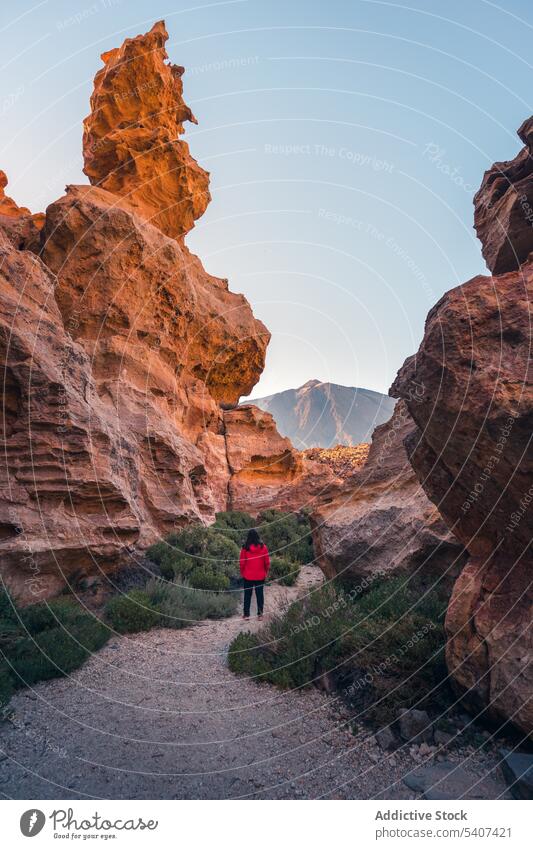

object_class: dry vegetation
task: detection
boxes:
[302,443,370,475]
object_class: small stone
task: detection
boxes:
[398,709,434,744]
[375,727,398,752]
[434,729,454,746]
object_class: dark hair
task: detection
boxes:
[244,528,262,551]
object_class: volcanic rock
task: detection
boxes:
[403,761,505,800]
[474,116,533,274]
[311,401,466,583]
[0,226,140,601]
[82,20,210,241]
[397,708,433,744]
[391,262,533,736]
[0,173,269,601]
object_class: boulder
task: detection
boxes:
[311,401,466,583]
[474,116,533,274]
[82,20,209,241]
[434,729,455,747]
[0,227,141,601]
[392,261,533,737]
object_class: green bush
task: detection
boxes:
[146,512,314,590]
[147,525,241,584]
[213,511,255,544]
[188,566,230,592]
[144,578,237,624]
[215,509,315,565]
[104,589,161,634]
[257,509,314,564]
[0,591,110,707]
[268,556,301,587]
[228,572,452,724]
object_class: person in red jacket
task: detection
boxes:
[239,529,270,620]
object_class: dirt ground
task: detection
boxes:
[0,566,510,799]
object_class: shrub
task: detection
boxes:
[146,511,314,589]
[213,511,254,544]
[0,591,110,707]
[144,578,237,624]
[257,509,314,564]
[188,566,230,592]
[268,556,300,587]
[146,525,241,584]
[228,572,452,724]
[104,590,161,634]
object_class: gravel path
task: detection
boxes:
[0,566,510,799]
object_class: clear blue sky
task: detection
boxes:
[2,0,532,398]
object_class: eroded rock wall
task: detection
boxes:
[311,402,466,584]
[224,405,340,515]
[391,263,533,735]
[0,20,268,601]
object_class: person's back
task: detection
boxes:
[240,530,270,619]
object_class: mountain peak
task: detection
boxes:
[252,381,396,448]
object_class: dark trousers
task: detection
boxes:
[243,579,264,616]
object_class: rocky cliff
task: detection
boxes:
[0,22,332,602]
[224,405,339,514]
[392,116,533,736]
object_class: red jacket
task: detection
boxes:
[239,544,270,581]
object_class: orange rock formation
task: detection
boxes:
[82,20,210,241]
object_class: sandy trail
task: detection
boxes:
[0,566,508,799]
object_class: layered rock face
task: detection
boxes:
[474,116,533,274]
[392,264,532,735]
[0,183,265,602]
[0,226,132,600]
[83,20,210,241]
[224,405,340,514]
[311,402,466,583]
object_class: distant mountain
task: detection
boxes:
[249,380,397,449]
